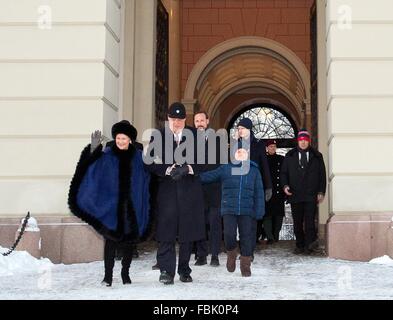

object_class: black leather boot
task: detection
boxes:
[121,242,133,285]
[102,239,116,287]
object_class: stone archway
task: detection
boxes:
[182,36,311,130]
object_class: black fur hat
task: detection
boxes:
[111,120,137,141]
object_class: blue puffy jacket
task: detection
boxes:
[199,161,265,220]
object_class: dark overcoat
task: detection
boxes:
[265,153,285,217]
[147,126,205,243]
[280,147,327,204]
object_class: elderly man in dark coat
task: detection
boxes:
[147,102,205,285]
[280,129,326,255]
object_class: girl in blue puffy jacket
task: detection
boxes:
[199,148,265,277]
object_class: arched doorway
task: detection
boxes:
[182,37,313,242]
[182,36,311,135]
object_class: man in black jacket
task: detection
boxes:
[280,129,326,254]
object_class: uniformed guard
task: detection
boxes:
[263,139,285,244]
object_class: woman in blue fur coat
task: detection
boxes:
[68,121,150,286]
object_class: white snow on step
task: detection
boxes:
[369,255,393,266]
[0,246,53,277]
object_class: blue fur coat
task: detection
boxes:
[68,143,150,242]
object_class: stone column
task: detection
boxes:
[133,0,157,133]
[162,0,181,105]
[317,0,330,239]
[121,0,136,122]
[182,98,197,125]
[326,0,393,261]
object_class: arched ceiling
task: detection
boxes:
[195,52,307,117]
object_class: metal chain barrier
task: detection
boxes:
[1,212,31,257]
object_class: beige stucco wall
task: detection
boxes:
[0,0,121,217]
[326,0,393,213]
[326,0,393,260]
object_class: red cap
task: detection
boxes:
[297,129,311,142]
[266,139,277,147]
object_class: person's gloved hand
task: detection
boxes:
[170,165,189,181]
[90,130,102,153]
[265,188,272,202]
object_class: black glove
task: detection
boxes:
[170,165,189,181]
[90,130,102,153]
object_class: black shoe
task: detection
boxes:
[210,256,220,267]
[132,250,139,259]
[293,247,305,254]
[121,270,132,285]
[152,262,160,270]
[195,256,207,266]
[101,275,112,287]
[179,274,193,283]
[159,271,174,285]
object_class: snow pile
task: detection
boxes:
[19,217,40,232]
[0,246,53,277]
[369,255,393,266]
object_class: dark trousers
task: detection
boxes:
[256,219,266,241]
[251,218,259,253]
[157,241,192,277]
[196,206,222,258]
[223,215,254,257]
[291,201,317,249]
[104,239,133,276]
[263,215,284,241]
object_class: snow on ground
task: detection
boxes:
[369,255,393,266]
[0,246,53,277]
[0,242,393,300]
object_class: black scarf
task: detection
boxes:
[298,147,310,170]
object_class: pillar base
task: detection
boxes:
[327,213,393,261]
[0,216,103,264]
